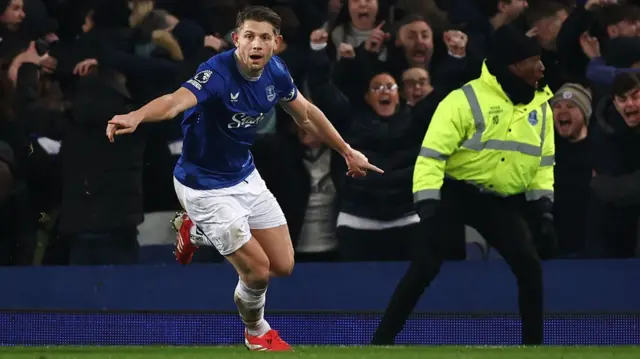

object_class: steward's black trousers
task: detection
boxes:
[372,180,544,345]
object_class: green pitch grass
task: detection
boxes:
[0,346,639,359]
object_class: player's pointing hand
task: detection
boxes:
[106,112,143,143]
[344,149,384,177]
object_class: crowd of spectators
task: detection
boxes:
[1,0,639,266]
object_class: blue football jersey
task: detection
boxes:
[174,49,298,190]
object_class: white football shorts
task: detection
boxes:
[173,169,287,256]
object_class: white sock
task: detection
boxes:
[234,279,271,337]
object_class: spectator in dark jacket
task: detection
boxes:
[307,31,464,261]
[62,68,146,265]
[587,72,640,258]
[12,42,146,265]
[550,83,592,257]
[0,41,49,266]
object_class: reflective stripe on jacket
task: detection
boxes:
[413,62,555,202]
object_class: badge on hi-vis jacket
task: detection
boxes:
[528,110,538,126]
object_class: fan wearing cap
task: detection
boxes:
[373,25,554,346]
[551,83,591,142]
[550,83,593,257]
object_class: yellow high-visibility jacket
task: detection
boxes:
[413,62,555,203]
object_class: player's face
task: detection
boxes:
[232,20,282,74]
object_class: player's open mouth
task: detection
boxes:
[379,99,392,105]
[249,54,263,61]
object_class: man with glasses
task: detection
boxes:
[401,67,433,106]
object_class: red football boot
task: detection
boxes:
[171,211,199,264]
[244,329,293,352]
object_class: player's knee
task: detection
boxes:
[243,254,271,287]
[244,266,270,288]
[233,250,271,287]
[271,255,294,278]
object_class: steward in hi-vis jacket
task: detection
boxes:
[373,24,557,347]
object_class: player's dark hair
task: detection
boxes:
[236,5,281,34]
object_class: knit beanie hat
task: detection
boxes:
[488,24,542,66]
[550,83,592,124]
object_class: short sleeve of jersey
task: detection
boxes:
[182,62,225,104]
[271,56,298,103]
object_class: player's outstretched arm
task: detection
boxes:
[106,87,197,142]
[280,93,383,177]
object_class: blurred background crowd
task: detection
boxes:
[1,0,639,266]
